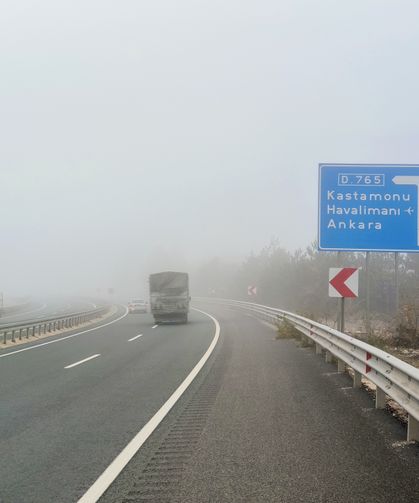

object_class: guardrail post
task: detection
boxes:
[32,325,36,337]
[325,350,333,363]
[353,370,362,388]
[11,330,15,343]
[26,328,29,339]
[315,343,322,355]
[375,387,386,409]
[19,328,22,341]
[407,415,419,441]
[337,359,346,372]
[3,332,6,344]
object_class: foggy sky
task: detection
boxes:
[2,0,419,297]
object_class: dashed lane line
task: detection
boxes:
[65,354,100,369]
[128,334,143,342]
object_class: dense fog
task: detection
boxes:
[2,1,419,302]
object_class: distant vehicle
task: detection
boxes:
[149,271,190,324]
[128,299,148,314]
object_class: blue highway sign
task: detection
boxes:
[318,164,419,252]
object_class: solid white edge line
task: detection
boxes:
[0,306,129,359]
[77,307,220,503]
[65,354,101,369]
[128,334,143,342]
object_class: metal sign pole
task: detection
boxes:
[340,297,345,332]
[337,252,342,329]
[395,252,400,314]
[329,266,358,332]
[366,252,371,334]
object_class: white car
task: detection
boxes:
[128,299,148,314]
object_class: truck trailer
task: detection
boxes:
[149,271,189,324]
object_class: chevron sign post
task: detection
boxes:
[329,268,359,298]
[248,286,258,296]
[329,267,359,333]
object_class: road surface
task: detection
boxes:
[1,303,419,502]
[0,307,214,503]
[101,304,419,503]
[0,299,101,326]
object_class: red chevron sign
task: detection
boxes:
[328,268,359,298]
[248,285,258,296]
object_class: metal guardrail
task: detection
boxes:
[0,306,109,346]
[195,297,419,442]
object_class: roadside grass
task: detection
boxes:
[276,319,303,341]
[361,333,387,351]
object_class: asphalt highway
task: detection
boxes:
[0,307,215,503]
[2,302,419,503]
[100,304,419,503]
[0,299,100,326]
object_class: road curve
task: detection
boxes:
[0,298,101,326]
[99,304,419,503]
[0,308,215,503]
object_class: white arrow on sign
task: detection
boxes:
[248,285,257,296]
[328,268,359,298]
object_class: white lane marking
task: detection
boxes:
[128,334,143,342]
[0,306,129,359]
[65,354,100,369]
[78,307,220,503]
[152,324,158,329]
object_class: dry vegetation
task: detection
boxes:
[195,241,419,362]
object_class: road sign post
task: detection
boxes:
[395,252,400,314]
[340,298,345,333]
[320,164,419,318]
[247,286,257,297]
[365,252,371,334]
[329,267,359,332]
